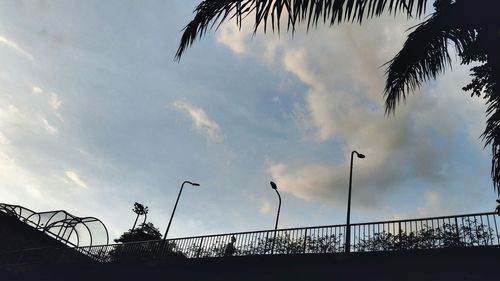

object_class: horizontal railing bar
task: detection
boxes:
[350,212,497,226]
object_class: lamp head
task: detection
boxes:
[270,181,278,190]
[191,182,200,187]
[353,151,365,159]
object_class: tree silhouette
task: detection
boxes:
[115,222,161,243]
[110,222,185,262]
[354,220,494,252]
[131,202,149,230]
[176,0,500,195]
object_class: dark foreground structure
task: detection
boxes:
[4,246,499,280]
[1,203,499,280]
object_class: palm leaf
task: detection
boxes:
[176,0,428,60]
[482,71,500,194]
[485,98,500,193]
[383,4,475,114]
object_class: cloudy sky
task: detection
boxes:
[0,0,496,242]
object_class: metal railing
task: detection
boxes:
[72,211,499,262]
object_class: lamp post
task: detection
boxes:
[270,181,281,230]
[269,181,282,254]
[345,150,365,253]
[163,181,200,240]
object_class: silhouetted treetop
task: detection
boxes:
[114,222,162,243]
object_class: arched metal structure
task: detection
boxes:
[0,203,109,247]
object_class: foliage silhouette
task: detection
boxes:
[114,222,161,243]
[110,223,186,262]
[354,219,495,252]
[167,219,495,258]
[87,214,497,263]
[186,233,344,258]
[176,0,500,195]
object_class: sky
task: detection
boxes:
[0,0,497,243]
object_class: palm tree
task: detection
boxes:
[175,0,500,195]
[131,202,149,230]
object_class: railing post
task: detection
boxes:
[197,237,204,258]
[454,217,460,245]
[271,230,277,254]
[263,231,269,254]
[160,239,167,258]
[398,222,402,250]
[303,229,308,254]
[345,224,350,253]
[97,246,103,262]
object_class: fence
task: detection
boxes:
[72,211,499,262]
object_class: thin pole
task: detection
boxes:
[132,213,139,230]
[345,151,355,253]
[270,181,281,254]
[345,150,364,253]
[274,189,281,230]
[163,181,199,240]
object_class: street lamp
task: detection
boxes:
[270,181,281,230]
[163,181,200,240]
[345,150,365,253]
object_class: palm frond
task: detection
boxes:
[383,6,475,114]
[176,0,428,60]
[479,58,500,194]
[484,90,500,194]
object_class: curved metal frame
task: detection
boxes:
[0,204,21,219]
[24,213,42,228]
[0,203,109,247]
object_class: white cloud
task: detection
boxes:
[172,101,223,143]
[42,118,58,135]
[0,35,34,60]
[0,103,60,137]
[65,170,88,188]
[216,23,249,55]
[217,18,284,63]
[32,86,43,95]
[0,151,42,202]
[49,93,62,110]
[30,85,63,112]
[0,105,27,131]
[218,15,490,211]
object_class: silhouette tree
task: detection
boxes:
[176,0,500,195]
[110,222,186,262]
[115,222,162,243]
[131,202,149,230]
